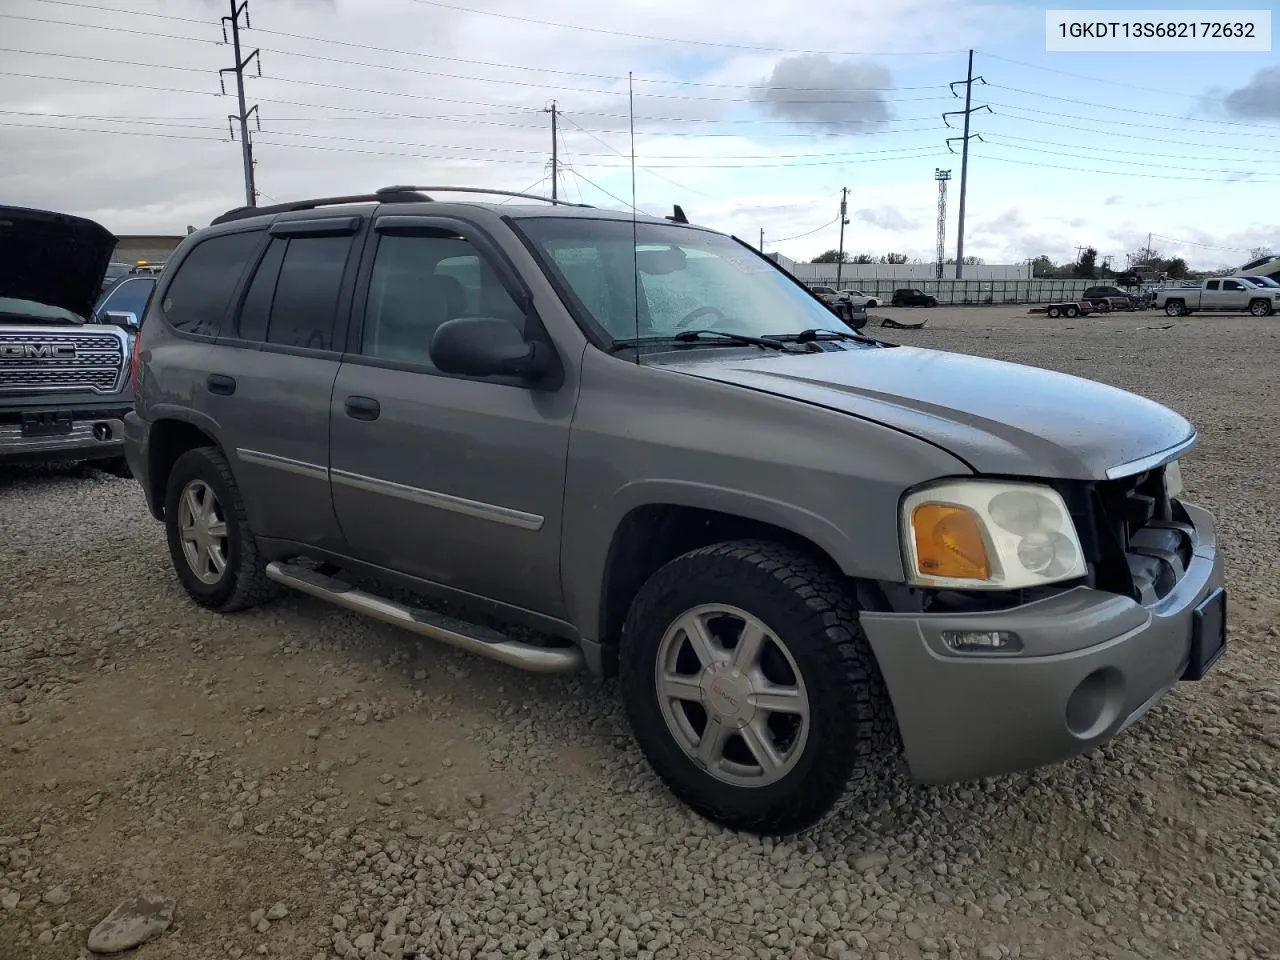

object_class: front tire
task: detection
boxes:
[163,446,277,613]
[619,540,898,836]
[1249,298,1273,317]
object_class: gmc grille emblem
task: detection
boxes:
[0,343,78,360]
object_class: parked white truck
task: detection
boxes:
[1156,277,1280,317]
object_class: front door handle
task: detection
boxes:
[206,374,236,396]
[344,396,380,421]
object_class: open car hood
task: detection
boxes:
[0,205,117,320]
[671,344,1195,481]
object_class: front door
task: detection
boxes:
[1218,279,1250,312]
[328,217,575,617]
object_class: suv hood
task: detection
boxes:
[673,345,1194,480]
[0,205,116,320]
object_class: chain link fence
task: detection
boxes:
[817,278,1098,305]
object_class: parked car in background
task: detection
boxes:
[101,261,134,294]
[1,204,136,473]
[1082,285,1137,312]
[891,288,938,307]
[1156,277,1280,317]
[124,185,1226,836]
[838,289,881,309]
[1237,275,1280,289]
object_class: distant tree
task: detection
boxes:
[811,249,849,264]
[1030,255,1056,277]
[1164,257,1189,279]
[1248,246,1274,260]
[1072,246,1098,279]
[880,252,909,264]
[962,255,984,266]
[850,253,876,264]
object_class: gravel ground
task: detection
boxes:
[1,305,1278,960]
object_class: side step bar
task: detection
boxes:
[264,561,584,674]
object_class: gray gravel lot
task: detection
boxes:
[1,305,1277,960]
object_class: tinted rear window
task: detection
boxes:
[264,235,352,351]
[161,231,262,337]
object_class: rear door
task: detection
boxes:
[200,215,367,551]
[328,214,574,616]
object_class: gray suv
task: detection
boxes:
[124,186,1227,836]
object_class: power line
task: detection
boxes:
[971,151,1280,184]
[987,82,1280,130]
[405,0,963,55]
[771,215,842,243]
[567,168,656,216]
[981,136,1280,173]
[26,0,950,91]
[985,102,1280,140]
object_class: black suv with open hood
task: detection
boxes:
[1,204,138,472]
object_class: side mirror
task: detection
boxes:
[430,316,551,382]
[102,310,140,332]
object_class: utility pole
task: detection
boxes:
[944,50,989,280]
[835,187,849,289]
[220,0,260,208]
[759,228,764,252]
[544,101,559,201]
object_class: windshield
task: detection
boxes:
[516,217,844,343]
[1244,276,1280,288]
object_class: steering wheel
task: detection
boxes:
[673,305,732,330]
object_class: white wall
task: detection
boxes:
[790,262,1033,282]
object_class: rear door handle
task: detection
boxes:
[344,395,380,421]
[206,374,236,396]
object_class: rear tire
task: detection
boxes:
[619,540,899,836]
[1046,306,1061,318]
[1165,300,1185,317]
[1065,305,1080,318]
[163,446,277,613]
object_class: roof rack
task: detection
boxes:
[210,184,594,227]
[211,189,428,225]
[376,185,594,208]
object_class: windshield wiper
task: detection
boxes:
[766,327,892,348]
[608,329,800,353]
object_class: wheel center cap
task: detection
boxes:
[701,666,754,727]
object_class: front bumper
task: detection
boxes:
[861,500,1225,785]
[0,407,129,465]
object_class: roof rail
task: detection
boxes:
[376,185,593,208]
[210,189,430,226]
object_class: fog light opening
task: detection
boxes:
[1065,667,1124,738]
[93,422,111,441]
[940,630,1023,654]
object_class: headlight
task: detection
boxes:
[1164,460,1183,499]
[901,481,1088,590]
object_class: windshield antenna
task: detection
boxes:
[629,70,640,366]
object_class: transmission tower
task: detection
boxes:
[943,49,990,280]
[934,169,951,280]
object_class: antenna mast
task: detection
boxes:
[934,169,951,280]
[629,72,640,365]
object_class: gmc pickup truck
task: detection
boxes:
[1,204,138,473]
[1156,278,1280,317]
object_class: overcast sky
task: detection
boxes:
[2,0,1277,269]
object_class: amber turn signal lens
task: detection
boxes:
[912,503,992,580]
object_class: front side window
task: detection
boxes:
[95,277,156,319]
[359,231,524,368]
[516,217,842,343]
[1223,280,1243,291]
[161,230,262,337]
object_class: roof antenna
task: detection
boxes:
[629,70,640,367]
